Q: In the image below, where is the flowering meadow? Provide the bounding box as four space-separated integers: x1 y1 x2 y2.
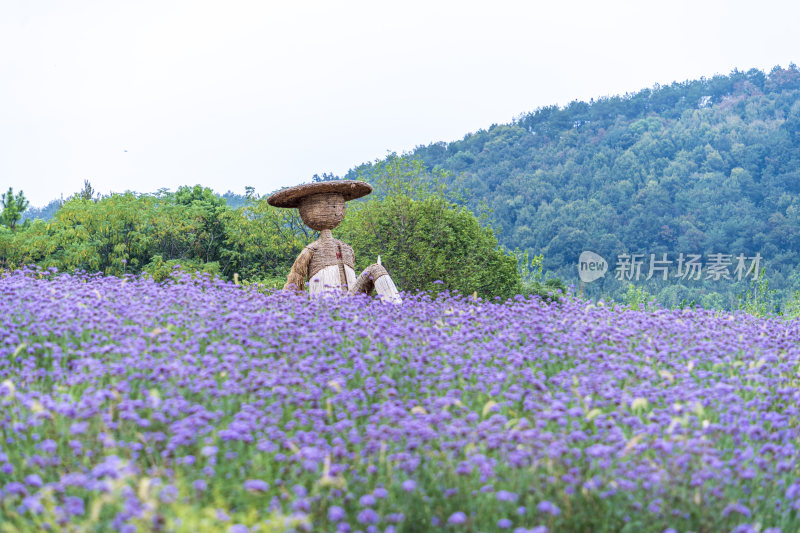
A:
1 268 799 533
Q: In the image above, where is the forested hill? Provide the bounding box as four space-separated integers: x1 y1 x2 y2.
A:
348 65 800 307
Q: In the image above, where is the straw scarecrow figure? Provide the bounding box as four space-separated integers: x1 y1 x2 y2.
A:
267 180 402 303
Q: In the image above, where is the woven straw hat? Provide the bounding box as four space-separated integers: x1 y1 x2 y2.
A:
267 180 373 208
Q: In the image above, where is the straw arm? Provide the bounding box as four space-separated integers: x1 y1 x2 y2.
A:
350 264 389 295
284 246 314 292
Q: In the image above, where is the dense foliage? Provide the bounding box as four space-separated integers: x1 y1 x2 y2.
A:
1 270 799 532
1 188 29 230
349 65 800 309
338 158 521 300
0 186 306 286
1 179 525 299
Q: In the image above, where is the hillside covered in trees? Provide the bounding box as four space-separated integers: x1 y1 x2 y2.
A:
349 65 800 309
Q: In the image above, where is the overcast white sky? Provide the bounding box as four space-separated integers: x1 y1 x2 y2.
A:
2 0 799 206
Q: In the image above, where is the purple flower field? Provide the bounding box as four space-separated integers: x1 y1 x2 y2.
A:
1 268 799 532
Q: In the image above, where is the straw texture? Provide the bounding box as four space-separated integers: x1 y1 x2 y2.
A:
267 180 372 209
308 239 355 285
351 264 388 295
298 193 347 231
283 247 313 292
283 239 356 292
274 179 401 304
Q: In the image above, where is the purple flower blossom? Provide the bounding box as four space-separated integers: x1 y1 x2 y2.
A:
64 496 84 516
24 474 43 488
497 490 518 502
201 446 218 457
328 505 346 522
359 494 376 507
70 422 88 435
448 511 467 525
385 513 405 524
537 501 561 516
722 502 751 518
91 455 127 479
21 495 44 514
243 479 270 492
357 508 379 524
159 484 179 503
38 439 57 454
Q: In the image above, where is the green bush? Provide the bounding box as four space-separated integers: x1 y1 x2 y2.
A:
142 255 221 282
337 157 521 300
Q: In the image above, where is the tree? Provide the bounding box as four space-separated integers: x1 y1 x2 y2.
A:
218 196 309 282
173 185 229 263
337 157 521 299
79 180 96 201
311 172 340 182
1 188 29 229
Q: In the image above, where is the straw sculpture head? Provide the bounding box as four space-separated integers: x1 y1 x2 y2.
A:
267 180 373 231
298 192 346 231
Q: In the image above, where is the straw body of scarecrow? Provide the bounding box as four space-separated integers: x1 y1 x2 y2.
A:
267 180 402 303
